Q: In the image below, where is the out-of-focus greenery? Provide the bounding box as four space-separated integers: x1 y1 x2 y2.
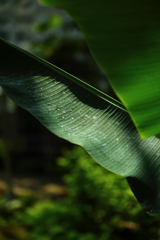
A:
0 146 160 240
33 14 63 32
31 14 63 59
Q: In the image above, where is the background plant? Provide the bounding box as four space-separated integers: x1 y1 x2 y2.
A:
1 147 160 240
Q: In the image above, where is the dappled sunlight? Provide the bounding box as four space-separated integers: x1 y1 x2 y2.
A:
0 177 67 199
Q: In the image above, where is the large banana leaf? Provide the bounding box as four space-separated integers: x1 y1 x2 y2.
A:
40 0 160 139
0 38 160 214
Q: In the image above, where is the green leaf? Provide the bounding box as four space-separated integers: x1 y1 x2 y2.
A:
40 0 160 139
0 38 160 214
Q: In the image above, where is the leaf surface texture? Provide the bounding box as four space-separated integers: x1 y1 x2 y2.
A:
0 38 160 214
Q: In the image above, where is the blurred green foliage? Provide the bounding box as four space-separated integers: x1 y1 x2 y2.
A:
0 146 160 240
31 14 63 59
33 14 63 32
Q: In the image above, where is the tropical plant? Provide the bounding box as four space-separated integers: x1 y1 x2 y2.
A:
0 0 160 214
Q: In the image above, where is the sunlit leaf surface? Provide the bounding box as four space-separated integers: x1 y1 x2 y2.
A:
40 0 160 138
0 38 160 214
